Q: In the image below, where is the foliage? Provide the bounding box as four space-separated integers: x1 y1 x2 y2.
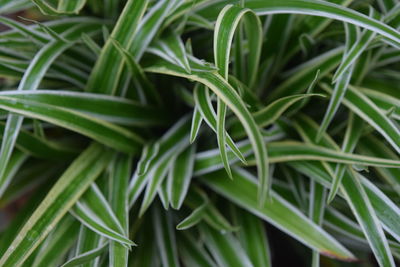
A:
0 0 399 266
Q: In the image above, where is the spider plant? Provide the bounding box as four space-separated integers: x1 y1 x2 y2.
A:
0 0 399 266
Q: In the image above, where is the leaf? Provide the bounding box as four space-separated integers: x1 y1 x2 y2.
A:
71 184 133 246
193 85 246 164
309 180 327 267
294 115 396 267
184 188 237 232
178 232 216 267
109 154 131 267
0 90 170 126
316 21 358 141
231 93 324 138
321 83 400 153
200 223 254 267
0 15 47 43
0 95 144 152
146 56 269 204
129 0 179 61
196 139 400 173
129 116 190 206
31 215 80 267
57 0 87 14
216 97 232 178
268 47 343 100
149 30 191 74
31 0 86 15
139 152 177 216
0 150 27 198
74 226 103 267
342 170 396 267
0 143 111 266
153 204 180 267
327 113 364 203
234 208 272 267
86 0 148 95
111 39 161 105
168 144 196 209
136 142 160 176
61 243 108 267
361 177 400 242
358 135 400 196
189 107 202 143
0 121 76 159
0 22 101 202
214 4 262 87
245 0 400 46
332 25 375 83
130 215 157 267
81 33 101 55
176 203 207 230
0 0 32 14
213 4 262 179
201 168 355 261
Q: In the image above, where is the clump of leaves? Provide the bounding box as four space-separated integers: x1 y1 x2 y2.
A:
0 0 399 266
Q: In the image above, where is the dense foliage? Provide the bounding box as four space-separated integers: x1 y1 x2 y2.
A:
0 0 399 266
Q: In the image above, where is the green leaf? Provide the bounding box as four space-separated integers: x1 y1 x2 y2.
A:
136 142 160 176
201 168 355 261
268 47 343 100
0 95 144 152
200 223 254 267
0 143 111 266
31 215 80 267
196 139 400 173
0 0 32 14
321 83 400 153
234 208 271 267
294 115 396 267
0 121 76 159
358 135 400 196
74 226 103 267
309 180 327 267
327 113 364 203
111 39 161 105
194 85 246 164
81 33 101 55
146 56 269 204
0 150 27 197
342 170 396 267
184 188 237 232
129 117 190 206
0 22 101 201
32 0 86 15
178 232 216 267
168 144 196 209
109 154 131 267
189 107 202 143
139 152 177 216
176 202 207 230
153 204 180 267
71 183 133 246
149 30 191 74
213 4 262 179
0 90 170 126
214 4 262 87
86 0 148 95
245 0 400 46
316 21 358 141
57 0 87 14
61 243 108 267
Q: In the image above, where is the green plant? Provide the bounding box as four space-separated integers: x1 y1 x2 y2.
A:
0 0 399 266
